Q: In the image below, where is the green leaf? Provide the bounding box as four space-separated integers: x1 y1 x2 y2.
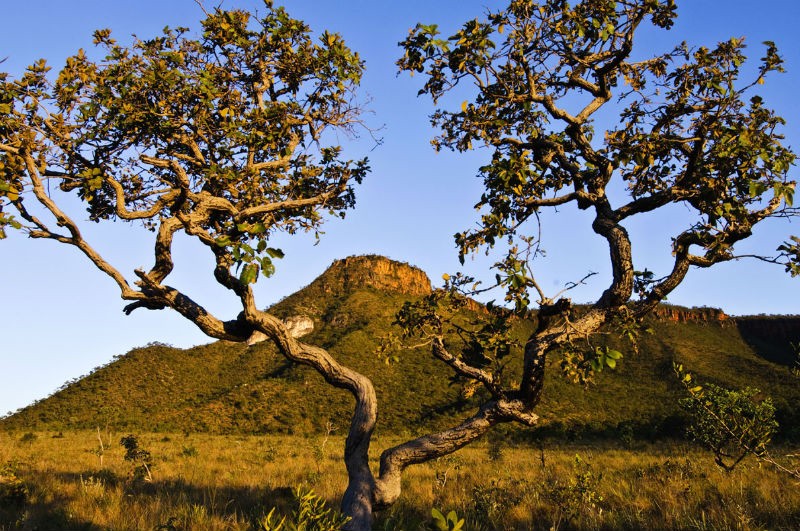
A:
606 349 623 360
240 263 259 284
266 247 284 259
261 256 276 277
749 180 767 198
606 357 617 369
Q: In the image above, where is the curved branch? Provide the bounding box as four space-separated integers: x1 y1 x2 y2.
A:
126 268 250 340
592 203 635 307
21 152 140 300
148 217 182 284
614 188 679 220
522 191 592 209
106 175 182 221
374 398 537 508
237 178 349 220
0 142 19 154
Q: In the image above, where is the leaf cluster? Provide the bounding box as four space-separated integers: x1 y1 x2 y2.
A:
391 273 523 397
560 344 623 386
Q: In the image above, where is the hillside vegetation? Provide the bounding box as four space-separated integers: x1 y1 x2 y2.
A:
3 256 799 440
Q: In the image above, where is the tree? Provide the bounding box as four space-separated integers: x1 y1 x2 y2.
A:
1 2 799 531
0 2 374 527
391 0 798 521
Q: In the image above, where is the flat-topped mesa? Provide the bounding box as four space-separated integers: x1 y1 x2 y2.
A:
315 255 432 297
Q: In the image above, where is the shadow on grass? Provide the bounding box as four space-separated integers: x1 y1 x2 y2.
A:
1 484 101 531
47 470 302 531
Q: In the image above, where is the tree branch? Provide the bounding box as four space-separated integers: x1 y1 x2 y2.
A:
374 397 537 508
431 337 501 396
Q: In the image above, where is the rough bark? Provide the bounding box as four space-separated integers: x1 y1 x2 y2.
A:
241 299 379 530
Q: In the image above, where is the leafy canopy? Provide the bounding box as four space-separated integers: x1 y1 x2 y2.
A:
0 1 368 293
400 0 795 271
396 0 798 395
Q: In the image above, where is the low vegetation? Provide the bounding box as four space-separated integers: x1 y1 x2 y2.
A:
0 431 798 530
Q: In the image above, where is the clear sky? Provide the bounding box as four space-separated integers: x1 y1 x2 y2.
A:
1 1 798 416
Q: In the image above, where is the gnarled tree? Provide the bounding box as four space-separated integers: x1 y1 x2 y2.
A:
2 1 799 530
0 2 375 527
391 0 798 525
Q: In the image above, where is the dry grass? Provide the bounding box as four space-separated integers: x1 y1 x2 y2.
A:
0 431 798 530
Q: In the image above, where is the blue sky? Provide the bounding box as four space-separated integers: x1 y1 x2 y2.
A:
1 1 798 416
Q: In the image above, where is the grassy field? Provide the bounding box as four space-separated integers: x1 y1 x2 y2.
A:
1 431 798 530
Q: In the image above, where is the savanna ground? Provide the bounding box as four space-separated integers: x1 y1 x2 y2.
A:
0 430 798 531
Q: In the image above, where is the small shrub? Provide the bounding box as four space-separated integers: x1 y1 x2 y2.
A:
616 422 635 448
430 508 464 531
120 434 154 482
676 365 777 471
257 486 350 531
431 455 463 505
154 516 181 531
262 444 279 463
470 478 524 531
543 455 603 531
79 474 106 499
18 432 37 446
635 458 699 484
486 436 504 463
0 462 27 507
180 445 198 458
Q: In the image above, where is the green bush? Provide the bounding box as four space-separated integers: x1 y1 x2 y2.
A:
676 364 778 471
120 434 154 482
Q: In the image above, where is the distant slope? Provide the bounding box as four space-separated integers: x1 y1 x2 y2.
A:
3 255 798 440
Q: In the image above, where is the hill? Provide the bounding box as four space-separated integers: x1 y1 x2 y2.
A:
2 255 799 440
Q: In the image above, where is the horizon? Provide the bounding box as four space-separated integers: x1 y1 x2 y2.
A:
1 0 799 415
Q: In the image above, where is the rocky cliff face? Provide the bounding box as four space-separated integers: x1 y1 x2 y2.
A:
313 255 432 297
650 305 731 325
